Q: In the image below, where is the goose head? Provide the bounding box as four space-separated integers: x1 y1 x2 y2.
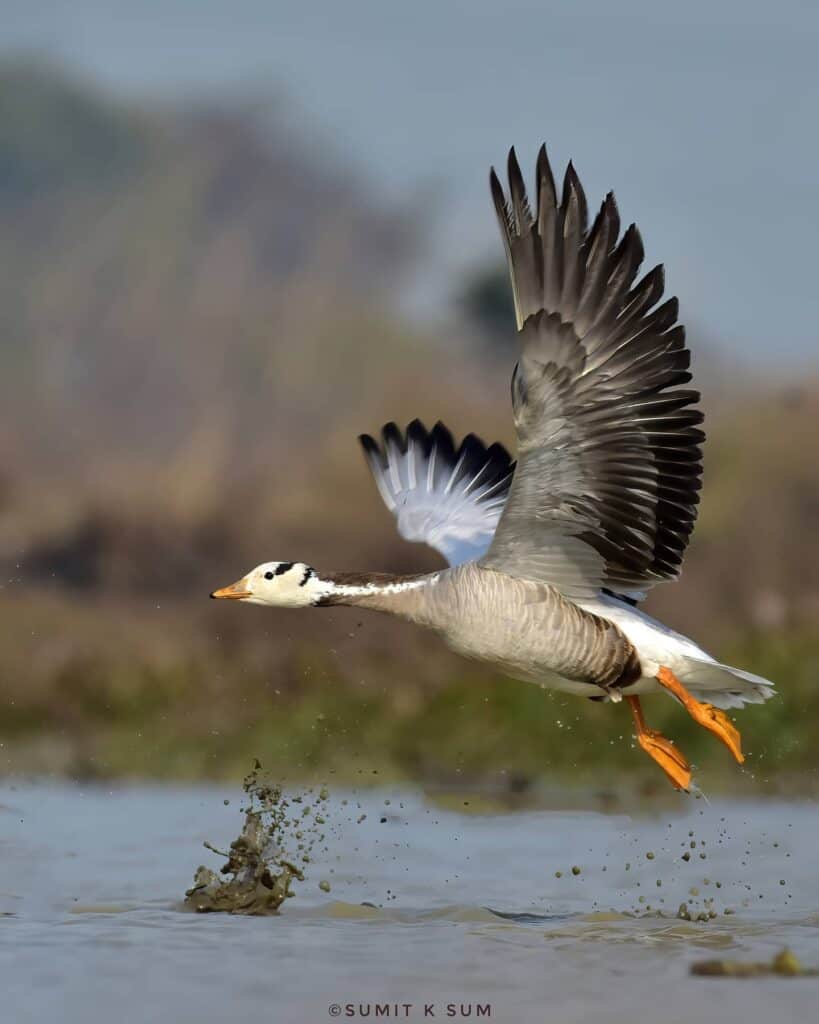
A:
210 561 320 608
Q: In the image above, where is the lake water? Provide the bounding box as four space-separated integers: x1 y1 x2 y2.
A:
1 780 818 1023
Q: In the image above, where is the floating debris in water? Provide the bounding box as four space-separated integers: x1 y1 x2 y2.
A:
184 760 329 915
690 948 818 978
677 901 716 923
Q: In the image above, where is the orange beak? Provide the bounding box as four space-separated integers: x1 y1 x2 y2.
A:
210 577 252 600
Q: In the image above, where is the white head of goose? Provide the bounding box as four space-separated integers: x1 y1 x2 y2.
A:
212 145 775 792
212 561 323 608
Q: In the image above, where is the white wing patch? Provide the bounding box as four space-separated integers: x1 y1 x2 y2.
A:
359 420 515 567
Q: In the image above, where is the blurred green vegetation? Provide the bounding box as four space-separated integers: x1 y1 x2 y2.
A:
2 591 818 794
1 62 818 791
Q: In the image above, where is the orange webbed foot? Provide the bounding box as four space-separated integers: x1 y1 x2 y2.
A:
627 695 692 791
656 666 744 765
636 728 692 791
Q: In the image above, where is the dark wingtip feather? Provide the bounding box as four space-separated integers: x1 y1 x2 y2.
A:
486 439 514 465
406 417 429 438
662 295 680 325
562 161 588 232
489 166 504 202
452 433 516 494
507 147 532 230
430 420 456 459
406 419 433 457
604 191 620 239
358 432 388 473
489 166 513 236
535 143 557 218
358 432 378 453
381 421 406 454
629 224 645 267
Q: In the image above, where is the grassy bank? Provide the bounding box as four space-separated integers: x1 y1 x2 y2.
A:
3 591 818 795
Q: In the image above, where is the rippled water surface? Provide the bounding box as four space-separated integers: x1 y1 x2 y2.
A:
2 781 818 1023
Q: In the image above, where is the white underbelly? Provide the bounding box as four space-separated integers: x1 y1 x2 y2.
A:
507 662 663 699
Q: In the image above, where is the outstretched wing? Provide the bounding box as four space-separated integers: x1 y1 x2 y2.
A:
480 146 704 600
359 420 514 566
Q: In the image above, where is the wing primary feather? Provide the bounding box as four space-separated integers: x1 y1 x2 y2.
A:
360 420 515 567
507 147 533 232
483 144 703 597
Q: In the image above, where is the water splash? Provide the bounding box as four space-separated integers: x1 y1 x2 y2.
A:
184 760 329 915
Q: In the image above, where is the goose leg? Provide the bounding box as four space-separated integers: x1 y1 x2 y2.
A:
656 666 744 765
626 695 692 791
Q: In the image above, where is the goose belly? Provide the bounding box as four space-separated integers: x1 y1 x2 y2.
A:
428 568 630 697
442 625 612 697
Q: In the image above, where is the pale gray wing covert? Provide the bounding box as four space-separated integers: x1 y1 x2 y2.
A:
480 146 704 600
359 420 514 567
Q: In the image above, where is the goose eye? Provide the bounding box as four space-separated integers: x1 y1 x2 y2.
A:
264 571 274 580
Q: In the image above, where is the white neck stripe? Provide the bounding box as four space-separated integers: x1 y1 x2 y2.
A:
315 575 439 599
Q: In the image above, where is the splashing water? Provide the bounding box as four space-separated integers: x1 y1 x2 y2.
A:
183 760 330 914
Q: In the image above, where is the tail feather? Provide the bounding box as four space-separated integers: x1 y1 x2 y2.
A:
680 659 776 710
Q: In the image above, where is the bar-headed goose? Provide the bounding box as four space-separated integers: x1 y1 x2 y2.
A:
212 145 774 790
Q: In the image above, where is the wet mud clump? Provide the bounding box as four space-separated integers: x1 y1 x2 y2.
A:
691 948 819 978
184 760 328 915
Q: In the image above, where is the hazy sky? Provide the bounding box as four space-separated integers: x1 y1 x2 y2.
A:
4 0 819 365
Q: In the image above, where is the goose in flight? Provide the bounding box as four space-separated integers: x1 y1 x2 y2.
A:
212 145 774 790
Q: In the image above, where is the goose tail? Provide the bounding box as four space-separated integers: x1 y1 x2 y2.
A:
678 658 776 710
